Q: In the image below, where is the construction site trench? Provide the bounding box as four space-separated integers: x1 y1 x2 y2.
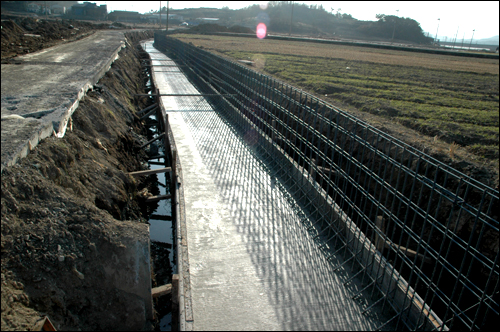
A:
1 29 178 331
2 20 499 331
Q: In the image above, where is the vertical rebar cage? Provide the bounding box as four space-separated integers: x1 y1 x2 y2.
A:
154 33 499 331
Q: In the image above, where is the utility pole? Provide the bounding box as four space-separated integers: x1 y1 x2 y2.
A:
391 9 399 42
468 29 475 51
166 1 169 32
289 2 294 36
434 18 440 45
159 1 162 29
452 26 459 49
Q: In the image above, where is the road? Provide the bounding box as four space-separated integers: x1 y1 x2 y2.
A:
1 30 125 171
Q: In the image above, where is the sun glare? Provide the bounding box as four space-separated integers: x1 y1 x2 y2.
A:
256 23 267 39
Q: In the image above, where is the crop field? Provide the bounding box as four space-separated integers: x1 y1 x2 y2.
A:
170 34 499 182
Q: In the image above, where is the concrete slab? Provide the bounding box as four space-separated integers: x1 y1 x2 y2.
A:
1 117 53 169
1 30 125 172
145 40 389 331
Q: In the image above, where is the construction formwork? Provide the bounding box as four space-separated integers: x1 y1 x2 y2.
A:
154 33 499 331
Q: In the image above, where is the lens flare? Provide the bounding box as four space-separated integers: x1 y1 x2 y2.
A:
256 23 267 39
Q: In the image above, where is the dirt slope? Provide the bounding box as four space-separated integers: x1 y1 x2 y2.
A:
1 29 157 330
1 17 128 61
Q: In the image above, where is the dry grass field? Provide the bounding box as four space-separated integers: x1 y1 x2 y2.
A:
171 34 499 187
173 34 499 74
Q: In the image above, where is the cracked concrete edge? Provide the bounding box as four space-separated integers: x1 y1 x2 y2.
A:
56 39 125 138
54 81 91 137
1 120 54 174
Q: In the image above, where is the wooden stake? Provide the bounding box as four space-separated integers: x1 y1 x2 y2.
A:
152 284 172 298
145 194 172 203
148 161 166 166
375 216 386 253
150 214 173 221
172 274 179 330
147 154 166 160
128 167 171 177
140 132 165 149
171 149 177 214
137 103 158 115
140 106 159 120
164 113 169 148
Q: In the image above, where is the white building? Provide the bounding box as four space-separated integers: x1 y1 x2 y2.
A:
26 2 40 12
51 4 66 15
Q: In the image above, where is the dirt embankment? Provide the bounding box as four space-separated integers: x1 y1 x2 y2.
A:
1 30 158 330
1 17 128 61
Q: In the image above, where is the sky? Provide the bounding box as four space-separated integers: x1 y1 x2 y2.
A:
90 1 499 40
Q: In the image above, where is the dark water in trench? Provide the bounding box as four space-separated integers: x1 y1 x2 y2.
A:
146 109 176 331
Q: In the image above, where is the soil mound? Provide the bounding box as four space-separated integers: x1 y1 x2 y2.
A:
187 23 253 34
1 30 158 330
228 25 254 34
1 18 120 60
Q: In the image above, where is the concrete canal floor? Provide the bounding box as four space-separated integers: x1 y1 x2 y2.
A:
144 40 390 331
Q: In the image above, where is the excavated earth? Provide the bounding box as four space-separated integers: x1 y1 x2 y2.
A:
1 17 130 61
1 27 163 330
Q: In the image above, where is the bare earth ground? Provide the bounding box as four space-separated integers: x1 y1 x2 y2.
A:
0 17 126 61
1 23 159 330
172 34 499 189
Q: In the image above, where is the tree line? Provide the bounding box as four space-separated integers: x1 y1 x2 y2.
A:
172 1 433 45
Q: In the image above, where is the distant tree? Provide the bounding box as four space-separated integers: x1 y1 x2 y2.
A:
174 4 432 44
358 14 433 44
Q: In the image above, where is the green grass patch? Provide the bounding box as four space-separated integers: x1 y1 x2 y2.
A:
219 50 498 160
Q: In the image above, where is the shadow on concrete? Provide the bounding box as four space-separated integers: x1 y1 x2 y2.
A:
180 109 393 330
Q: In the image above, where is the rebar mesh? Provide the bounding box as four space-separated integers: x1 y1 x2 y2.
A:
153 33 499 331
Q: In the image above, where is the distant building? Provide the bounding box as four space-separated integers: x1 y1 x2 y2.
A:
25 2 52 14
40 6 51 15
26 2 41 13
195 18 220 23
51 4 66 15
108 10 141 23
142 13 183 24
168 14 183 21
70 2 107 20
